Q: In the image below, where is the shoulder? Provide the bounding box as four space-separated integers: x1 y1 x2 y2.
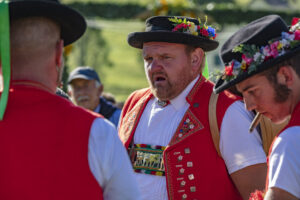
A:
268 126 300 198
122 88 151 111
272 126 300 155
128 88 151 101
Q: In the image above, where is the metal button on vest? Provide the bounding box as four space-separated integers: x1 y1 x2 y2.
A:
179 168 185 174
187 161 193 167
188 174 195 180
184 148 191 154
182 194 187 199
180 180 186 186
190 186 196 192
178 155 183 161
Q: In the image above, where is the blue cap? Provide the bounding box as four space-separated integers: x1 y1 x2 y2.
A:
68 66 101 84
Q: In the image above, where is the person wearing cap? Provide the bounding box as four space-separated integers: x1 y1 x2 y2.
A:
214 15 300 200
68 66 121 127
0 0 141 199
118 16 267 200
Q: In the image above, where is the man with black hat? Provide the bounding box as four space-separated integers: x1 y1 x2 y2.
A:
0 0 140 199
214 15 300 200
118 16 267 200
68 66 121 127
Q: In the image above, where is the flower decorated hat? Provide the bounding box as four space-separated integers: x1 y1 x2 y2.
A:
214 15 300 93
127 16 218 51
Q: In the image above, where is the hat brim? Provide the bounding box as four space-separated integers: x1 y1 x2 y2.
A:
214 45 300 93
128 31 219 52
9 1 86 46
68 74 95 84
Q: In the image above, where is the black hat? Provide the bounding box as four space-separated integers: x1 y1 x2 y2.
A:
214 15 300 93
68 66 101 84
9 0 86 46
127 16 219 51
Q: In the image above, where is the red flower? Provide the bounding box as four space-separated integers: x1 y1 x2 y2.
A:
291 17 299 26
200 28 209 36
295 30 300 40
249 190 265 200
225 63 234 76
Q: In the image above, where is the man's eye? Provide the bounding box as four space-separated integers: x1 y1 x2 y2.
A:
144 57 153 62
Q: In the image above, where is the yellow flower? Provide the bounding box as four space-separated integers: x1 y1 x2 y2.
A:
241 62 247 70
277 42 283 50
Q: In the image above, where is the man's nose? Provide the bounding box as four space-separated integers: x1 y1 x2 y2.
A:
244 97 257 111
149 59 163 72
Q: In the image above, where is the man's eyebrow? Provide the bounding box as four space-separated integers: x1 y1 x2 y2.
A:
240 84 255 93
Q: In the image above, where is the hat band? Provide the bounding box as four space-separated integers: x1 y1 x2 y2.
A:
145 25 169 32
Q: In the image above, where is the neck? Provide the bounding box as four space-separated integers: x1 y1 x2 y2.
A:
11 80 54 93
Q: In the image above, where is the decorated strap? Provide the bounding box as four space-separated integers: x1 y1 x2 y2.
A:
0 0 11 120
130 144 166 176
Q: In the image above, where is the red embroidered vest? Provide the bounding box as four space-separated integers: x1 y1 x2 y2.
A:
0 85 103 200
119 77 242 200
266 102 300 189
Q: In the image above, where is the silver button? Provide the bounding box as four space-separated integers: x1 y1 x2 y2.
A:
187 161 193 167
184 148 191 154
180 180 186 186
190 186 196 192
182 194 187 199
178 155 183 161
179 168 185 174
188 174 195 180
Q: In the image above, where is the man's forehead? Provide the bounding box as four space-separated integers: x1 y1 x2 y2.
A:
236 74 265 92
142 42 186 53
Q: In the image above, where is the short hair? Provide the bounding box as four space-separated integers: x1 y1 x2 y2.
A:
185 45 205 73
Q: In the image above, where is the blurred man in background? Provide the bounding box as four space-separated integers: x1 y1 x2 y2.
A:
68 66 121 127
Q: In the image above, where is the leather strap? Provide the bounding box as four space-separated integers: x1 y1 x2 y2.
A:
260 115 289 154
208 92 221 157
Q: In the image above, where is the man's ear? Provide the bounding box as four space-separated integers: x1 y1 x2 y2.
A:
277 66 294 87
190 48 204 72
97 84 104 96
55 40 64 68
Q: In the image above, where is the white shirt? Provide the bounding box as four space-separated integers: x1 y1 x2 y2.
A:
268 126 300 198
88 118 142 200
133 76 266 200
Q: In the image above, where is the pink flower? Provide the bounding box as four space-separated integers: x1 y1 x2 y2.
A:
242 54 253 65
270 41 279 58
294 30 300 40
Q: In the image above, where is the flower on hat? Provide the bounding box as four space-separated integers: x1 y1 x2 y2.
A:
169 16 217 40
221 17 300 81
249 190 265 200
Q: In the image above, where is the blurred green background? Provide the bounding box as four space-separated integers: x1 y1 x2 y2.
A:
60 0 300 103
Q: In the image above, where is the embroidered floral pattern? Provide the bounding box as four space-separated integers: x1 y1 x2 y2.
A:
168 16 217 40
222 17 300 81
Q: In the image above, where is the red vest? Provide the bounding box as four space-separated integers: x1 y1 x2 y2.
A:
0 84 103 200
266 102 300 189
119 76 242 200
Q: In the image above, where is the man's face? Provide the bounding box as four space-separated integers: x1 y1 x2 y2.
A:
69 78 102 111
236 74 291 124
142 42 198 101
